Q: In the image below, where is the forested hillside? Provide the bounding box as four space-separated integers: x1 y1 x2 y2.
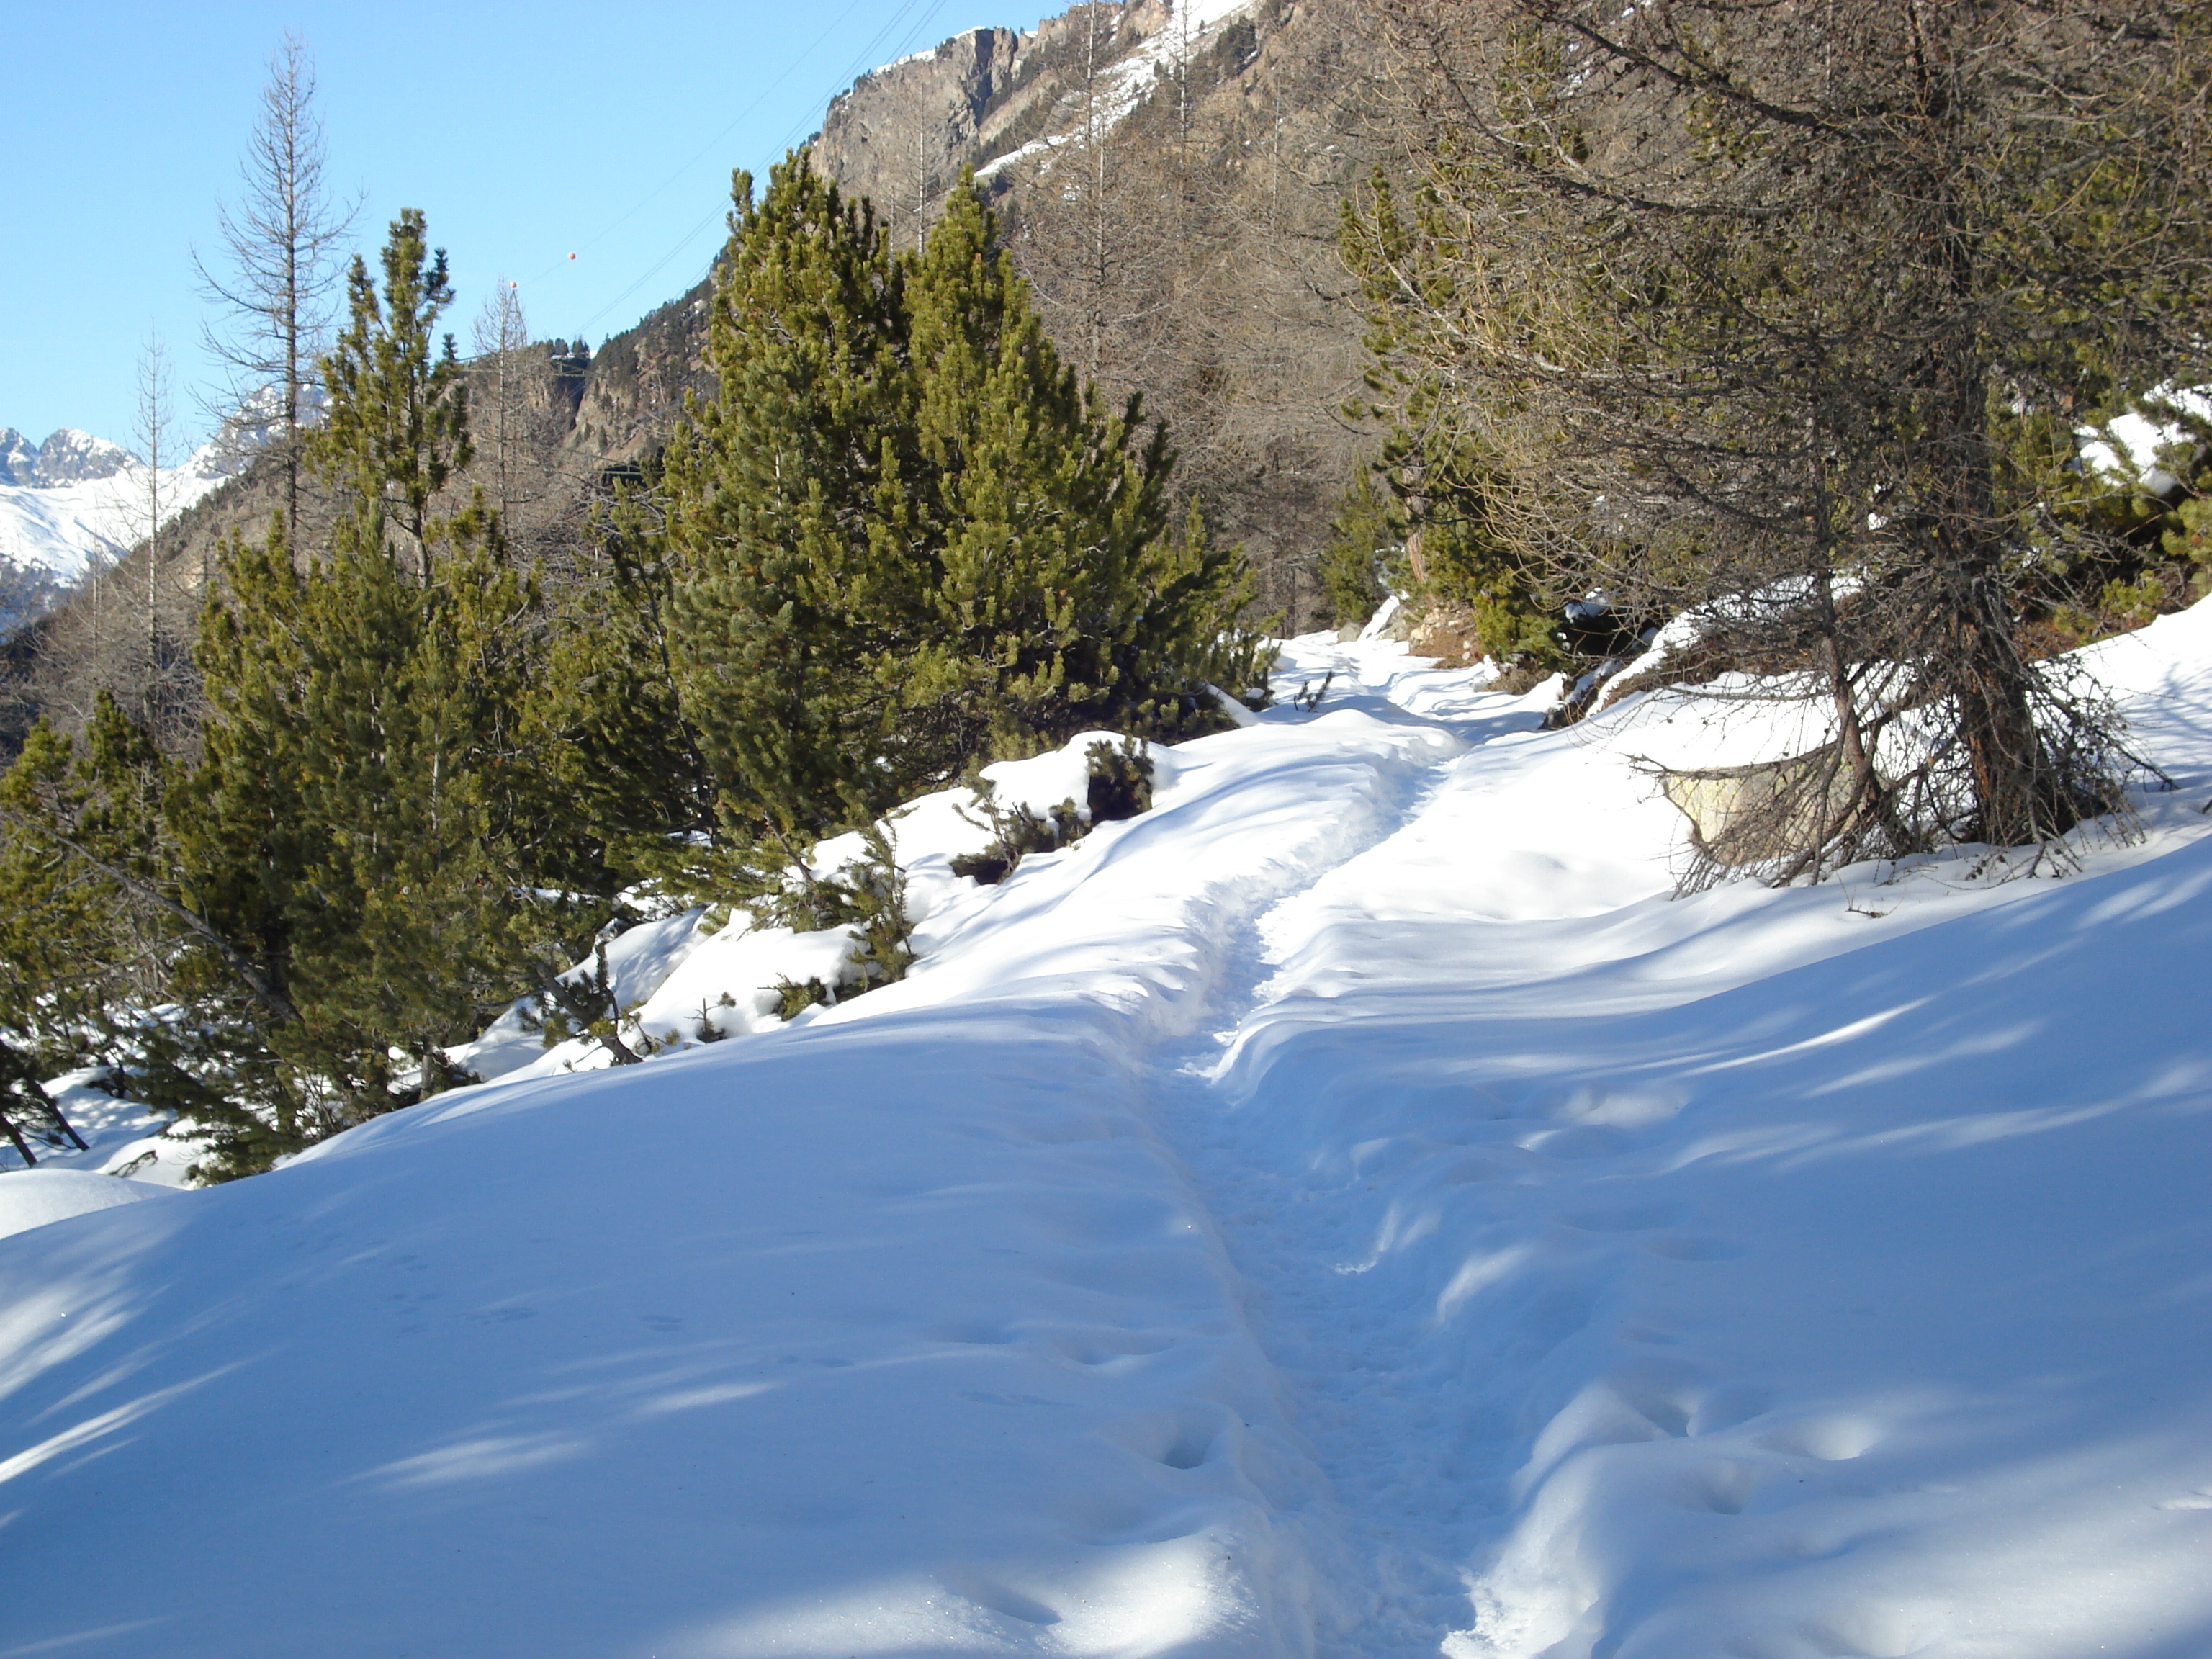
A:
6 0 1371 763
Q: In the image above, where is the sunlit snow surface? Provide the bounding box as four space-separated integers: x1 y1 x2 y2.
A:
0 437 236 580
3 608 2211 1657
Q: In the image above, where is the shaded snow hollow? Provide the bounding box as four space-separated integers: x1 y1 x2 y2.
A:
2 606 2211 1657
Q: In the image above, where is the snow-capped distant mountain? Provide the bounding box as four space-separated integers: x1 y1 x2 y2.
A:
0 428 40 485
0 426 135 487
0 426 243 581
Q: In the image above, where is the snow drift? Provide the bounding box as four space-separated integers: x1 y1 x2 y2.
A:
0 601 2208 1658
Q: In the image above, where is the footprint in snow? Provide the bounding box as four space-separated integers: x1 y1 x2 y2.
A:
940 1568 1062 1627
1757 1413 1881 1461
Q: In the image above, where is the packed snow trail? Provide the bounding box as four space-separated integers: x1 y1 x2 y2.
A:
3 612 2212 1657
1146 619 2212 1659
1145 861 1484 1658
0 692 1478 1658
1130 646 1557 1655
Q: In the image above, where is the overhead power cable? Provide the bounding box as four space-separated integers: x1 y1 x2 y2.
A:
515 0 872 301
570 0 968 340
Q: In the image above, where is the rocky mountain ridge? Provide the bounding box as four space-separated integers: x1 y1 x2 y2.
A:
817 0 1268 231
0 427 134 488
814 26 1024 248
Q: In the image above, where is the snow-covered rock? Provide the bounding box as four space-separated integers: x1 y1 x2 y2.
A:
30 426 132 484
0 427 138 487
0 428 40 485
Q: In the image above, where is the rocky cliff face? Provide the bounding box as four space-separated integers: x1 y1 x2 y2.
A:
565 280 714 466
811 4 1268 228
0 428 134 487
817 28 1022 248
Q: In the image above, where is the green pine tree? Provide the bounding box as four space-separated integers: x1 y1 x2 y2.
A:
171 211 602 1173
163 515 318 1170
658 156 1269 880
661 159 923 852
0 693 248 1167
533 467 723 894
0 694 174 1060
904 174 1267 755
1316 470 1401 629
312 209 472 571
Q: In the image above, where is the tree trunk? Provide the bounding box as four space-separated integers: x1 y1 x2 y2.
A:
1910 0 2052 848
37 1088 88 1152
0 1105 37 1166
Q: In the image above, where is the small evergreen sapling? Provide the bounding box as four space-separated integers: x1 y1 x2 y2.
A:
1083 737 1155 822
770 976 835 1021
749 822 917 1017
951 739 1156 885
693 994 737 1043
842 824 915 991
524 942 662 1066
950 797 1082 887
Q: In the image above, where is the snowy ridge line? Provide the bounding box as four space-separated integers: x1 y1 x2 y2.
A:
0 437 239 580
424 711 1465 1094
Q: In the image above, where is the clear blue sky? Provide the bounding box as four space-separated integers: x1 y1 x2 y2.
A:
1 1 1048 450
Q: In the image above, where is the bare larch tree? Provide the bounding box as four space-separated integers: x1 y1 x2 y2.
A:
1350 0 2212 879
194 30 359 533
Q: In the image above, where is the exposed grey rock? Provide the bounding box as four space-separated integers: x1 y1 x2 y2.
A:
32 428 131 484
816 27 1022 248
0 428 39 486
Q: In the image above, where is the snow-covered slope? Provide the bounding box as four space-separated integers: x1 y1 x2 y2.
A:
2 606 2211 1657
0 1166 176 1241
0 426 237 580
977 0 1256 182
